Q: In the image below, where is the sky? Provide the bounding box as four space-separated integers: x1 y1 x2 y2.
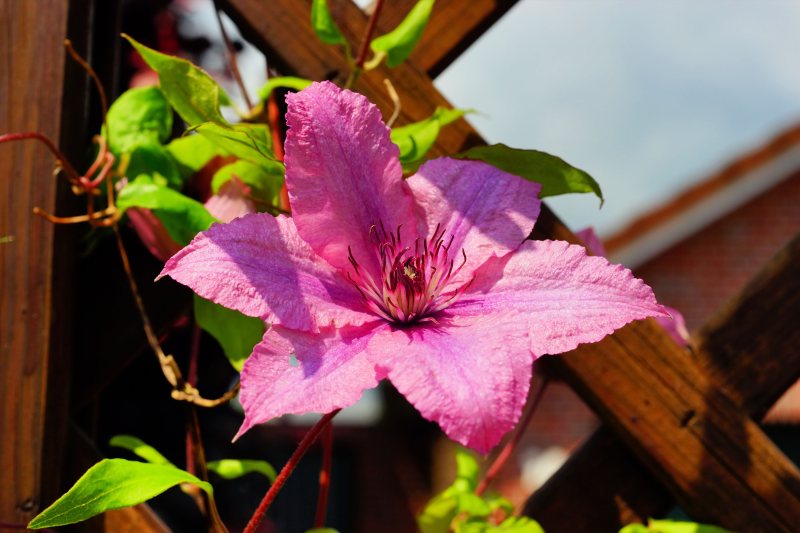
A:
435 0 800 236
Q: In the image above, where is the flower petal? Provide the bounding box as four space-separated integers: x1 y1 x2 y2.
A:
369 312 533 454
658 306 691 347
451 240 669 355
236 321 387 439
284 81 418 276
204 177 256 223
407 158 541 287
159 213 374 331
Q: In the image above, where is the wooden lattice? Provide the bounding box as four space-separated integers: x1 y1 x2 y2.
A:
2 1 799 531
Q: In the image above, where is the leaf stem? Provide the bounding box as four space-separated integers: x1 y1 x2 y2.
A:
346 0 386 88
355 0 385 69
244 410 341 533
476 378 549 496
212 2 254 110
314 423 334 528
0 132 81 184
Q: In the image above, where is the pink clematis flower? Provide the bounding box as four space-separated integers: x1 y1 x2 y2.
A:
160 82 668 453
575 227 690 347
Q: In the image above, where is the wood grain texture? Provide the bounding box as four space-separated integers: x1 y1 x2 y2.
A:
525 233 800 531
0 0 73 526
208 2 800 530
377 0 519 76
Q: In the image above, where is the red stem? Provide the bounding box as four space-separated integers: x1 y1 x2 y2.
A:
243 410 341 533
314 423 334 528
476 378 549 496
354 0 386 69
0 132 80 183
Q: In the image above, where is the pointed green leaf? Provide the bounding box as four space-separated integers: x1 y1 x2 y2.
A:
207 459 276 482
257 76 313 104
28 459 212 529
454 143 603 203
167 134 227 180
311 0 347 46
391 107 468 165
211 160 284 206
193 122 283 175
117 175 217 245
109 435 173 466
370 0 435 67
105 86 172 155
123 34 231 127
126 143 182 190
194 294 265 371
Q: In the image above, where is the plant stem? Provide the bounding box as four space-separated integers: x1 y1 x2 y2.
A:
244 410 341 533
476 378 549 496
0 132 80 183
212 2 254 110
314 423 334 528
355 0 385 69
346 0 386 88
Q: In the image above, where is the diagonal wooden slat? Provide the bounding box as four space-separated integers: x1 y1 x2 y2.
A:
525 232 800 531
216 1 800 530
377 0 520 76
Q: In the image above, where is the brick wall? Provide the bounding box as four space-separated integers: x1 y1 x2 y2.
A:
635 170 800 331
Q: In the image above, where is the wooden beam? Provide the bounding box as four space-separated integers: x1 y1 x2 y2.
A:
525 232 800 531
214 2 800 530
376 0 520 77
0 0 74 526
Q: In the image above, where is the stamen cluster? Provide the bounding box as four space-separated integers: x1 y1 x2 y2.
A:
348 222 468 323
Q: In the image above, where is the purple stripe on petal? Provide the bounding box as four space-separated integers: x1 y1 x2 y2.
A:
159 213 375 332
369 312 533 454
452 240 669 356
407 158 541 289
284 81 419 278
236 321 388 439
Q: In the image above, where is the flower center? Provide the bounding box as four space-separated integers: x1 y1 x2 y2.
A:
348 222 469 323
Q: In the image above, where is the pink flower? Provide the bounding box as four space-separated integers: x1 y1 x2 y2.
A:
160 82 667 453
575 227 690 347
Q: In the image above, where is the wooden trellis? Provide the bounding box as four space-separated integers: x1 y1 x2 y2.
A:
2 0 799 531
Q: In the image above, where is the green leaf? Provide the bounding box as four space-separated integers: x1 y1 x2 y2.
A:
646 519 733 533
105 86 172 155
453 447 481 492
123 34 231 127
370 0 435 67
194 295 265 371
193 122 283 174
211 160 284 206
454 143 604 204
310 0 347 46
126 143 182 190
117 175 216 245
109 435 173 466
257 76 313 104
306 529 341 533
619 526 652 533
166 134 227 180
207 459 277 482
418 493 459 533
491 516 546 533
28 459 212 529
391 107 468 166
